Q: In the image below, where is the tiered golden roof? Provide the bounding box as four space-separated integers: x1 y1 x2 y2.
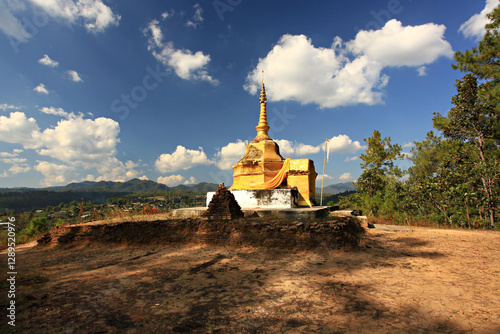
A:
230 76 317 206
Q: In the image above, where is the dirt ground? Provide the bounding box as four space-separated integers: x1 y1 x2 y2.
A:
1 225 499 333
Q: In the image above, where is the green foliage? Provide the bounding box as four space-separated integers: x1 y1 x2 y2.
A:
433 73 499 228
356 130 403 198
23 217 48 236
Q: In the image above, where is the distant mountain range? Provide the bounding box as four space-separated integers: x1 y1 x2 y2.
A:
316 182 356 194
0 179 355 211
0 178 220 194
2 179 355 194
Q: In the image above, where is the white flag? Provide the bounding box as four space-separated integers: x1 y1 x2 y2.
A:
326 140 329 163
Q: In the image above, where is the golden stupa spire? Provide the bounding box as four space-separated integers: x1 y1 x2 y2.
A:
255 71 271 141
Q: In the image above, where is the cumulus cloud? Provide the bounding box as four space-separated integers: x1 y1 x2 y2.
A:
155 145 212 173
33 83 49 94
0 148 29 177
0 150 22 158
403 142 415 148
0 164 31 178
94 158 140 182
339 172 354 181
38 54 59 67
0 111 143 183
348 20 453 67
0 112 40 147
459 0 498 40
34 161 75 186
316 174 333 181
143 19 218 85
39 106 69 117
326 135 364 154
275 139 320 157
245 20 453 108
67 70 83 82
186 3 204 28
214 139 247 170
29 0 121 33
36 115 120 166
157 174 196 186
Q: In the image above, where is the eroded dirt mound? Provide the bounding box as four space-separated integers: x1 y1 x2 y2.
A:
37 216 365 250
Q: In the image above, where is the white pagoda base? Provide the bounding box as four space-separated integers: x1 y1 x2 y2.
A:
206 189 298 209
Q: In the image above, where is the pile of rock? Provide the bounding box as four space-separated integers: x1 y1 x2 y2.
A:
205 183 244 220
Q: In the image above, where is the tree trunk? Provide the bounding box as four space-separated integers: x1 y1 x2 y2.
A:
477 135 496 229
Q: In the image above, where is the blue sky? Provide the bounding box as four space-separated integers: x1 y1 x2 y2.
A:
0 0 497 188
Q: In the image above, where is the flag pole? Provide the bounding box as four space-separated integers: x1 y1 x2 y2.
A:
320 138 329 206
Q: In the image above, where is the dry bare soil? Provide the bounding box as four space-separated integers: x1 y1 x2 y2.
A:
1 225 500 333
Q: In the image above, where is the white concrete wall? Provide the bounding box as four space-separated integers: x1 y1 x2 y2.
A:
206 189 297 209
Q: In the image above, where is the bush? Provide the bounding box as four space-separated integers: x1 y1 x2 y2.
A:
23 217 48 236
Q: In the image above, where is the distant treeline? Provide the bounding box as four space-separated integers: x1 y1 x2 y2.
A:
317 190 356 206
0 191 129 211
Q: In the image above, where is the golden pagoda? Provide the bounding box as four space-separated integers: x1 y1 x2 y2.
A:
230 77 318 207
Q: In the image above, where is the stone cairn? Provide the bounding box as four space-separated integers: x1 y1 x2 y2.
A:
205 183 244 220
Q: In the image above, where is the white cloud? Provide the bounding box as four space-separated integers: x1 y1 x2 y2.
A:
144 19 218 85
157 174 195 186
0 1 30 41
214 139 247 170
0 151 19 158
348 20 454 67
36 115 120 166
184 176 196 185
40 106 69 117
245 21 453 108
339 172 354 181
34 161 75 186
0 103 22 111
155 145 212 173
29 0 121 33
275 139 320 157
1 157 27 164
316 174 333 181
186 3 204 28
161 10 174 20
34 83 49 94
245 34 384 108
344 156 359 162
67 70 83 82
326 135 364 154
459 0 498 40
417 66 427 76
7 164 30 175
403 142 415 148
0 163 31 178
94 158 140 182
0 111 143 184
0 112 40 147
38 54 59 67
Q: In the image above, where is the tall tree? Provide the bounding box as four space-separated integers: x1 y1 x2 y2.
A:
433 75 498 228
357 130 403 197
407 132 477 226
454 3 500 123
352 130 404 217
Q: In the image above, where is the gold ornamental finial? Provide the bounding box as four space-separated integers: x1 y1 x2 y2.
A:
255 72 270 141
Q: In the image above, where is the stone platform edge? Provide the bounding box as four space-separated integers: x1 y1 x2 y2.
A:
172 206 331 219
